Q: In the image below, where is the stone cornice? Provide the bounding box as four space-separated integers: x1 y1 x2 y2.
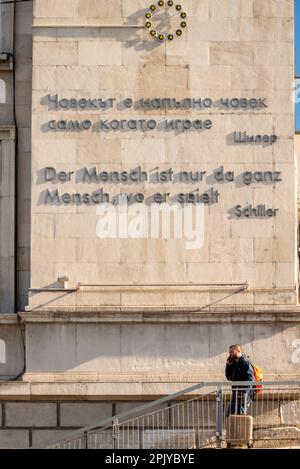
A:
1 374 300 400
0 125 15 140
33 19 143 28
0 314 20 325
0 61 13 72
2 306 300 325
18 305 300 324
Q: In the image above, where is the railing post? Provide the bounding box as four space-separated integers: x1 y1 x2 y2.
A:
216 386 223 449
138 428 144 449
83 431 88 449
112 418 119 449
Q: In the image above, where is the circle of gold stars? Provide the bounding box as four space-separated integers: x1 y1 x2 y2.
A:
145 2 187 41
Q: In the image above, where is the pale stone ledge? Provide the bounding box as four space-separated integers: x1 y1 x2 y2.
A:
1 375 300 400
0 126 15 140
0 314 19 325
22 371 300 384
0 62 13 72
33 21 143 28
19 306 300 325
26 284 299 310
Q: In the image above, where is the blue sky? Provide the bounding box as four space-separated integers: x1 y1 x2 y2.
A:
296 0 300 130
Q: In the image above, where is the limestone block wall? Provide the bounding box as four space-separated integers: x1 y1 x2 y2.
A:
0 397 297 448
30 0 298 309
296 134 300 211
0 317 24 379
0 399 196 448
22 318 300 381
0 2 14 127
0 132 15 312
0 400 114 448
0 3 15 313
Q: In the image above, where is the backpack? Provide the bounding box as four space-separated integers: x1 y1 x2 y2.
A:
252 363 263 394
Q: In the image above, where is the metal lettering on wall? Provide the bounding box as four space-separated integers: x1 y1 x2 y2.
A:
41 94 275 141
37 165 281 218
37 93 281 218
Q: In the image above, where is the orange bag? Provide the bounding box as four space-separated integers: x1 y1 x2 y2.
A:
252 363 263 394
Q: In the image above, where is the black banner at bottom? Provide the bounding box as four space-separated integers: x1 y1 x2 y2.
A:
0 449 299 466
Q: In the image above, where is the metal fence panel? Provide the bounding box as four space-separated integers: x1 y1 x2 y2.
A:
41 381 300 449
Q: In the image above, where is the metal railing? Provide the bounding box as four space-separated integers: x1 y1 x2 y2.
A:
34 381 300 449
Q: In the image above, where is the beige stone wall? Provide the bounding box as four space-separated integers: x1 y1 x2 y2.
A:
2 2 300 442
0 400 113 448
0 396 297 448
22 317 300 381
0 132 15 312
29 0 297 310
0 316 24 379
0 3 15 313
296 134 300 209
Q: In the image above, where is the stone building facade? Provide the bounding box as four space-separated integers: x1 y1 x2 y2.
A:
0 0 300 448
